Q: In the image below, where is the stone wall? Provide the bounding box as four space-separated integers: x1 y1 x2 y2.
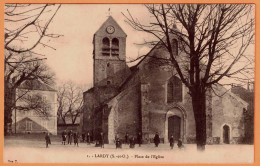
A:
107 73 141 143
94 59 130 87
212 85 247 144
137 49 198 143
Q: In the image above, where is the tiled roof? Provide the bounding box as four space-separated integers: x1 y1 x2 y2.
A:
18 79 56 92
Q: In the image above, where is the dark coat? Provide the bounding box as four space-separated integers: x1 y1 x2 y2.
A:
74 133 79 143
169 137 174 147
125 134 129 143
137 134 142 144
154 134 160 144
82 133 85 141
129 138 135 148
62 131 67 141
178 139 183 148
86 134 91 143
99 134 104 144
115 137 121 148
45 135 51 144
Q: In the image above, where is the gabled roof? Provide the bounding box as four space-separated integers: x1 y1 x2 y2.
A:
18 79 56 92
94 16 127 37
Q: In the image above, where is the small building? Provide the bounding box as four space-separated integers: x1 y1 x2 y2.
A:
231 84 254 144
12 79 58 135
57 115 81 135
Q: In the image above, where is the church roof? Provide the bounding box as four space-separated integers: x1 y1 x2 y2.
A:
18 79 56 92
94 16 127 37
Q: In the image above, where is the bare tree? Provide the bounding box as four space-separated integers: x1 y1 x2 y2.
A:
4 4 61 134
4 4 61 54
4 51 55 134
123 4 254 150
57 82 83 125
16 89 52 117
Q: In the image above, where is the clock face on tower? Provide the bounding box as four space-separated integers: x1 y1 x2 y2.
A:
106 26 115 34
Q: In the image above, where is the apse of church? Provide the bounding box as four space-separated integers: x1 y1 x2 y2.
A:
80 16 248 145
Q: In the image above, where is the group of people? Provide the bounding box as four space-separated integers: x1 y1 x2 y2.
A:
154 132 184 149
115 132 143 149
61 130 81 146
80 132 92 144
44 130 184 149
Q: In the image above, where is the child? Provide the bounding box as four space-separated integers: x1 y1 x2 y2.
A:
177 139 184 149
115 134 122 149
61 130 67 145
169 135 174 149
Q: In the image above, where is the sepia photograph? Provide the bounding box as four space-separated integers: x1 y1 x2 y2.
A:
3 3 255 163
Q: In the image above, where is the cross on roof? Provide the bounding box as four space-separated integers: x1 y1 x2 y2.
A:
106 8 112 16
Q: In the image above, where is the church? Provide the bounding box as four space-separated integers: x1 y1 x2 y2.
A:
80 16 249 145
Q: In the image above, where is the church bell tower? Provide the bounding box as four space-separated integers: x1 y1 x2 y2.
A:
93 16 128 87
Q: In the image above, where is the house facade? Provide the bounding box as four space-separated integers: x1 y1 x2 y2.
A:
12 80 58 135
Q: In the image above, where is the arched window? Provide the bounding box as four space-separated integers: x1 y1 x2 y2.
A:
167 76 182 103
172 39 178 56
102 37 110 47
111 38 119 56
102 37 110 56
112 38 119 48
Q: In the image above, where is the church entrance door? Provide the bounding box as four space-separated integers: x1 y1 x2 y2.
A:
223 125 230 144
168 115 181 140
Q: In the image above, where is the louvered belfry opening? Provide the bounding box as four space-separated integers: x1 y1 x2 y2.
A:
111 38 119 56
102 37 110 56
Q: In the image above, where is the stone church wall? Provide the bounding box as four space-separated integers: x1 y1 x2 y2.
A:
107 73 141 143
138 50 197 143
211 85 247 144
94 59 130 87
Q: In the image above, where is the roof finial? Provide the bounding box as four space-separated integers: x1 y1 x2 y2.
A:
107 8 112 17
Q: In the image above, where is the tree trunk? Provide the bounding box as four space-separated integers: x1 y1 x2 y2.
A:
4 84 16 135
191 88 207 151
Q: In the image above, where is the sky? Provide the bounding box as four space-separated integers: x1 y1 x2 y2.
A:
43 4 152 89
6 4 254 90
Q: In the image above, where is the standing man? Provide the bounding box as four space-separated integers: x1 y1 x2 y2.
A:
68 130 73 145
82 132 85 143
100 132 104 148
154 132 160 147
74 131 79 147
86 132 91 145
67 130 71 144
137 132 142 147
129 136 135 148
61 130 67 145
45 132 51 148
125 132 129 144
169 135 174 149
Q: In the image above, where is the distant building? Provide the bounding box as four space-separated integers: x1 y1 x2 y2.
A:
231 83 254 144
12 80 57 135
57 115 80 125
80 16 250 144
